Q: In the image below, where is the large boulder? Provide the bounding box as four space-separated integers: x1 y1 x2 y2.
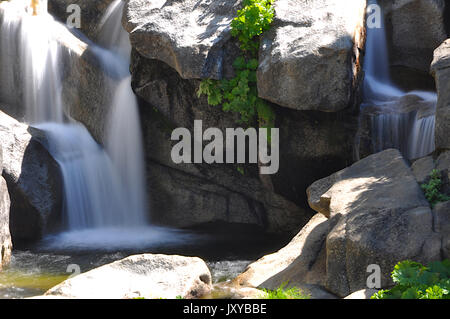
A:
431 39 450 151
233 214 331 294
380 0 447 74
307 149 443 297
123 0 243 80
123 0 366 112
0 111 62 243
257 0 366 111
0 175 12 271
45 254 212 299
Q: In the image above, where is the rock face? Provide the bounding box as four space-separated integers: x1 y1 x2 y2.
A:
0 111 62 243
123 0 366 111
257 0 366 111
411 150 450 186
48 0 115 41
307 149 442 297
234 149 448 298
432 39 450 151
45 254 212 299
0 175 12 271
123 0 243 80
113 0 363 233
233 214 329 290
380 0 447 74
132 52 358 234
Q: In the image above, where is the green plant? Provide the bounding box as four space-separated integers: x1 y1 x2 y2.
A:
421 169 450 208
237 165 245 176
197 0 275 132
231 0 275 54
371 260 450 299
260 282 310 299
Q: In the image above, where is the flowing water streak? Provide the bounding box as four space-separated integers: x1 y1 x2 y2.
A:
0 1 62 122
0 1 150 238
97 0 149 224
362 0 436 159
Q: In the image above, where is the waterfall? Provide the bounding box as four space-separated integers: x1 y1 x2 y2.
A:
0 0 184 250
95 0 149 225
362 0 436 159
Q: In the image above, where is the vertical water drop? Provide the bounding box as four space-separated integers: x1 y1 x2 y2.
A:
361 0 437 159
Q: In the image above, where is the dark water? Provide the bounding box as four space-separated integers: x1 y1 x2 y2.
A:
1 225 290 299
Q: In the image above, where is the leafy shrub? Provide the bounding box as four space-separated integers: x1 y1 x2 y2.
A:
371 260 450 299
197 0 275 132
260 282 310 299
421 169 450 208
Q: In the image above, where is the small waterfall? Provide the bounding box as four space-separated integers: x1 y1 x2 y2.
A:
0 0 173 250
97 0 149 224
36 122 146 229
362 0 436 159
97 0 132 60
0 1 62 122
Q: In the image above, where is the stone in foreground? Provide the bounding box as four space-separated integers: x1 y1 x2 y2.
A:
308 149 442 297
45 254 212 299
233 214 329 290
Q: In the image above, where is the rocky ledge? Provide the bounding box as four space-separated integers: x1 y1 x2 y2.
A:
233 149 449 298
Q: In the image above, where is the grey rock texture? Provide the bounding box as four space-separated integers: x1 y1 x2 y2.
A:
380 0 447 73
133 53 358 234
432 39 450 151
45 254 212 299
257 0 366 111
308 149 442 297
233 214 329 289
0 111 62 243
123 0 243 80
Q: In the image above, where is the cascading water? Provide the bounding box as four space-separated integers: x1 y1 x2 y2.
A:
362 0 437 160
0 0 190 250
97 0 148 225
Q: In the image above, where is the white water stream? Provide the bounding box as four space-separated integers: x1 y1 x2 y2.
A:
0 0 187 250
362 0 436 160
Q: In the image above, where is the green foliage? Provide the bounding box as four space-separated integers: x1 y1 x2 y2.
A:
421 169 450 208
261 282 310 299
231 0 275 54
197 0 275 131
371 260 450 299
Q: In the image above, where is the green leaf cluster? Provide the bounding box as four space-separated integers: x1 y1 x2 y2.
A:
231 0 275 54
197 0 275 132
371 260 450 299
261 282 310 299
421 169 450 208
